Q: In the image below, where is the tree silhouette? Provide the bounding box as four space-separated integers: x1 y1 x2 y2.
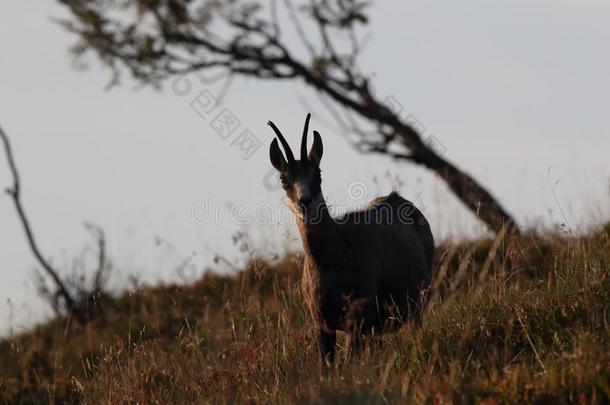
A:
1 125 110 324
56 0 519 234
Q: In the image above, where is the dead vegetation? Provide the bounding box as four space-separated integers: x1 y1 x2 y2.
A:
1 226 609 404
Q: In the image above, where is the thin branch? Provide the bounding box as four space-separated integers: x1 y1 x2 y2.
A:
362 146 415 161
0 124 77 312
270 0 281 38
215 74 236 105
297 92 348 138
83 221 107 292
317 90 351 134
284 0 316 58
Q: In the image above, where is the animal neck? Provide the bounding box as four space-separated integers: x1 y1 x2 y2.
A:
294 192 336 269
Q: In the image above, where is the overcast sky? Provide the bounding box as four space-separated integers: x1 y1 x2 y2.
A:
1 0 609 335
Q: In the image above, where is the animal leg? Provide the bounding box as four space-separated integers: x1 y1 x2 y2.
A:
345 332 363 359
319 329 336 371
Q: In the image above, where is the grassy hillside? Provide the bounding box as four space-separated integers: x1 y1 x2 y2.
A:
1 227 609 404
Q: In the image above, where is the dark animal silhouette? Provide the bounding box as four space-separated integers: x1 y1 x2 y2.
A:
267 114 434 370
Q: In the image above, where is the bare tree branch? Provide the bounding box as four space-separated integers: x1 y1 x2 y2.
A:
1 124 110 324
284 0 316 58
83 221 108 293
54 0 520 235
0 124 77 313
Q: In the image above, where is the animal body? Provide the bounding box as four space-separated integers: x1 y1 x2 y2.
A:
267 114 434 370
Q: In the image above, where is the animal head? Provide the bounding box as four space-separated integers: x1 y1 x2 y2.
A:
268 113 324 215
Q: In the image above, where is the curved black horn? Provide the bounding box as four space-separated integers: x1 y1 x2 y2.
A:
267 120 295 162
301 113 311 161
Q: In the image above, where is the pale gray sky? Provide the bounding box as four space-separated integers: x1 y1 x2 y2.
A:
1 0 609 335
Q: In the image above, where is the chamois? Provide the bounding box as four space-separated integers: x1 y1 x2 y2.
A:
267 114 435 370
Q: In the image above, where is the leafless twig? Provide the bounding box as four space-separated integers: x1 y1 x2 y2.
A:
1 124 109 324
0 124 77 313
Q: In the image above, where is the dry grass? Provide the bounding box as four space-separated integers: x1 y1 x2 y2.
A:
1 226 609 404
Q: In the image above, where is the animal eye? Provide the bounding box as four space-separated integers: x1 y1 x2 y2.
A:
280 177 289 188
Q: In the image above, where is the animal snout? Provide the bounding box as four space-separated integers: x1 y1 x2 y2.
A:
298 197 313 207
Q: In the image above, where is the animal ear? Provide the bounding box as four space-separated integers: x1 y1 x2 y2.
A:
309 130 323 167
270 138 287 171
